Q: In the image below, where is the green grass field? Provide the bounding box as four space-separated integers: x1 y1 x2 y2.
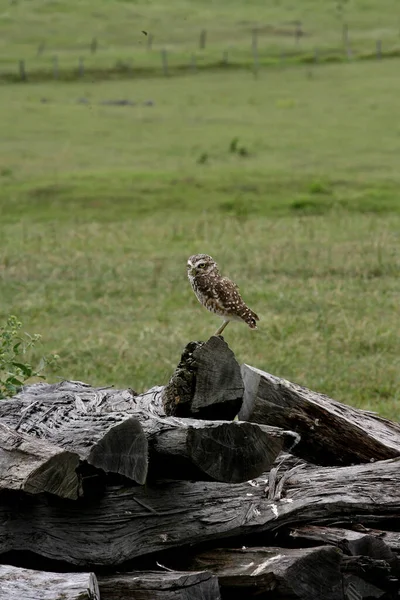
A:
2 0 400 80
1 1 400 419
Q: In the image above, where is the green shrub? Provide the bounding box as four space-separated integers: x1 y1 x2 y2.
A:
0 315 59 399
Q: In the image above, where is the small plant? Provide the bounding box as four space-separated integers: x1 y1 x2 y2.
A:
229 137 239 152
197 152 208 164
237 146 249 157
0 315 59 399
229 138 249 157
309 180 331 195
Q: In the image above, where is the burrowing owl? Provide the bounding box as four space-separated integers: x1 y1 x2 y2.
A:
187 254 259 336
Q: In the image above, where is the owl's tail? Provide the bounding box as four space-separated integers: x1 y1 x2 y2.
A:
240 306 259 329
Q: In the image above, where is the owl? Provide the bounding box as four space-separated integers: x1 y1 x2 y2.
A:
187 253 259 335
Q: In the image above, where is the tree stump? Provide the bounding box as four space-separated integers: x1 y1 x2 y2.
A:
162 337 244 419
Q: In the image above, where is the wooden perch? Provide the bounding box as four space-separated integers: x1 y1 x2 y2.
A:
0 352 399 596
0 381 294 484
0 456 399 565
98 569 221 600
239 364 400 465
189 546 344 599
162 337 244 419
0 565 99 600
0 422 81 500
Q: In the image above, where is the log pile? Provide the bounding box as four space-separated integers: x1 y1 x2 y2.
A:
0 336 399 599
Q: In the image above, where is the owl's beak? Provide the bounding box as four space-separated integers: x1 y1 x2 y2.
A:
189 267 197 276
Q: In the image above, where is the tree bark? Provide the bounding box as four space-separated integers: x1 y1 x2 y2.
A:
0 456 399 566
0 565 99 600
0 422 81 500
98 569 221 600
239 364 400 465
189 546 344 599
161 337 244 419
0 381 295 485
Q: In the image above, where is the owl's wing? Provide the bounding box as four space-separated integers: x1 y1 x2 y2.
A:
212 277 243 307
220 277 240 291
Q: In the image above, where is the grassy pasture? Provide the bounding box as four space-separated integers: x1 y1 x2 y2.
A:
1 0 400 79
1 5 400 418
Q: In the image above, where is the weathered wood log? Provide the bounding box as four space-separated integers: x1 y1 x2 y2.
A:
189 546 344 599
341 555 396 598
124 387 298 483
0 422 81 500
0 565 99 600
350 527 400 553
239 364 400 465
0 456 399 566
0 381 295 484
98 569 221 600
161 337 244 419
149 419 289 483
290 525 400 595
190 546 399 598
291 524 400 560
0 381 148 485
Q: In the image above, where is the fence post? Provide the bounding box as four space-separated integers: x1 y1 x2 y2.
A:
161 49 168 76
53 55 59 79
342 24 352 59
90 37 98 54
376 39 382 60
342 22 353 59
79 57 85 77
37 42 45 57
19 60 26 81
199 29 207 49
342 23 349 45
295 21 302 45
252 28 259 78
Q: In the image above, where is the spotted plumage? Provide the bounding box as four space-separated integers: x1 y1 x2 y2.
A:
187 253 259 336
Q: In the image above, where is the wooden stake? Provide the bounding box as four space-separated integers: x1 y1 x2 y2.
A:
161 49 168 76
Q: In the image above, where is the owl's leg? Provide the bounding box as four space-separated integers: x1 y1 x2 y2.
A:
214 320 230 336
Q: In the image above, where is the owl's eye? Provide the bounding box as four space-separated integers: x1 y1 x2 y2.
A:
197 263 206 269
